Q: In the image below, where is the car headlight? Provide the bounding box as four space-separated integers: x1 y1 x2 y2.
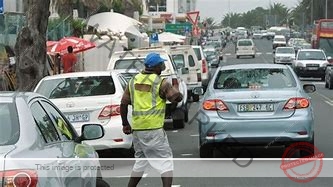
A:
296 62 305 67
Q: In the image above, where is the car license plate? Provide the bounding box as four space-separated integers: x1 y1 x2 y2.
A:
65 113 90 123
238 103 274 112
308 67 318 70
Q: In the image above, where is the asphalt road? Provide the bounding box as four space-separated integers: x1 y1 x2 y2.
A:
99 39 333 186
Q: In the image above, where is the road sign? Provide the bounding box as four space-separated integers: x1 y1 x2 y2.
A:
165 23 192 35
150 32 159 43
0 0 3 14
186 11 200 25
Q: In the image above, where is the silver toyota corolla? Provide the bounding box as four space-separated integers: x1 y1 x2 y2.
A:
195 64 316 158
0 92 109 187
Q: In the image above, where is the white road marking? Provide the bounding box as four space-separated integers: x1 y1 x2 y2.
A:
171 185 181 187
172 130 178 133
225 53 232 56
256 52 262 55
181 154 193 156
266 52 273 55
190 134 199 137
325 101 333 106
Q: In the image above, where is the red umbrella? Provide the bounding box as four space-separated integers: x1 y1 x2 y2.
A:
48 37 96 55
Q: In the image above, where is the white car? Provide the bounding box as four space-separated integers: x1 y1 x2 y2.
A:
273 47 296 65
236 39 256 58
273 35 287 49
293 49 330 80
34 71 134 153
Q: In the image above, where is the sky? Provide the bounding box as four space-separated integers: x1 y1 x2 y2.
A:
196 0 300 23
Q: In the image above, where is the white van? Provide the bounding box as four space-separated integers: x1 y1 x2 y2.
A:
192 45 210 91
236 39 256 58
107 47 189 129
164 45 202 102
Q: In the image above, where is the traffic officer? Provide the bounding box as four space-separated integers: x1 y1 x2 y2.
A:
120 52 183 187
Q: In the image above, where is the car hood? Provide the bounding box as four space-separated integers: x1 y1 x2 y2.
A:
0 145 16 170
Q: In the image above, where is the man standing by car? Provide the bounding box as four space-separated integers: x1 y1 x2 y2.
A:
61 46 77 73
120 52 183 187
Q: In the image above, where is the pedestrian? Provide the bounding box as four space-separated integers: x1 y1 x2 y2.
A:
120 52 183 187
61 46 77 73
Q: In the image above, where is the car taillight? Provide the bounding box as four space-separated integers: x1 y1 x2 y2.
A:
283 98 310 110
98 105 120 120
0 169 38 187
202 59 207 73
203 99 229 111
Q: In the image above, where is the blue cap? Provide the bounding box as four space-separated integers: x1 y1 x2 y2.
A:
144 52 167 68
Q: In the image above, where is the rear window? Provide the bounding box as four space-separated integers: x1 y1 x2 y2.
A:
0 103 19 145
193 48 202 60
172 54 185 68
214 68 296 89
114 59 145 71
36 76 116 99
237 40 253 46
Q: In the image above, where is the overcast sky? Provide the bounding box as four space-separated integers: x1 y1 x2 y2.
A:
196 0 300 22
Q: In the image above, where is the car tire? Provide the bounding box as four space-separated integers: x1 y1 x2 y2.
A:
183 102 189 122
96 177 110 187
252 55 255 58
325 80 329 88
236 55 239 59
192 94 200 102
200 144 214 158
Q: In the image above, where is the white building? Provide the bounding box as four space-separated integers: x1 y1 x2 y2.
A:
3 0 24 13
143 0 197 17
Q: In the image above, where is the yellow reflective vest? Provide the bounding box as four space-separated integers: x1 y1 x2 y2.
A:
129 73 166 130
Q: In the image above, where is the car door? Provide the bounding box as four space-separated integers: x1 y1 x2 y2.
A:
38 99 98 186
186 51 200 86
29 100 67 186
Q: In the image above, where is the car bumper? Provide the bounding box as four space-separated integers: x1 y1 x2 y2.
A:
236 52 255 56
295 66 326 77
275 59 293 64
198 109 314 146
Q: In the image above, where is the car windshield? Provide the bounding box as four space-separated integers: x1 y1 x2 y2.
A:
276 48 295 54
36 76 116 99
274 38 285 42
0 102 19 146
297 51 326 60
214 68 296 89
114 58 145 71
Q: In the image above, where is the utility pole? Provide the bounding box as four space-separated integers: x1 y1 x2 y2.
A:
326 0 328 19
228 0 230 27
173 0 176 24
311 0 313 24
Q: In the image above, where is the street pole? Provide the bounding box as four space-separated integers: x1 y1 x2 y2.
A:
325 0 328 19
173 0 176 24
228 0 230 27
311 0 313 24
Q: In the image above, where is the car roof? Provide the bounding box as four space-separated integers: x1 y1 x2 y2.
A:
276 47 294 49
219 63 289 70
274 35 285 38
40 71 114 80
298 49 323 52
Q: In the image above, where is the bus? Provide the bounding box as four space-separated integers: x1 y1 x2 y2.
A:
311 19 333 62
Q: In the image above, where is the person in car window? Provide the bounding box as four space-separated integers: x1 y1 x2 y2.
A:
120 52 183 187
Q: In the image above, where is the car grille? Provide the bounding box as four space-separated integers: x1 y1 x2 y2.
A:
306 64 319 67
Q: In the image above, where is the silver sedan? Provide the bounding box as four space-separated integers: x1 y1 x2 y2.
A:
194 64 316 158
0 92 109 187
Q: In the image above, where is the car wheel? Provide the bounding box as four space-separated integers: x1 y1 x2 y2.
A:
192 94 200 102
96 177 110 187
200 144 214 158
183 102 189 122
236 55 239 59
252 55 255 58
325 80 329 88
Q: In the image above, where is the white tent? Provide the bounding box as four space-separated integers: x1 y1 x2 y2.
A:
86 12 143 37
158 32 186 43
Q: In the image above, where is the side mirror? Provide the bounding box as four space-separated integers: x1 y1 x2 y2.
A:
327 56 332 60
181 67 189 74
303 84 316 93
192 87 204 95
81 124 104 141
